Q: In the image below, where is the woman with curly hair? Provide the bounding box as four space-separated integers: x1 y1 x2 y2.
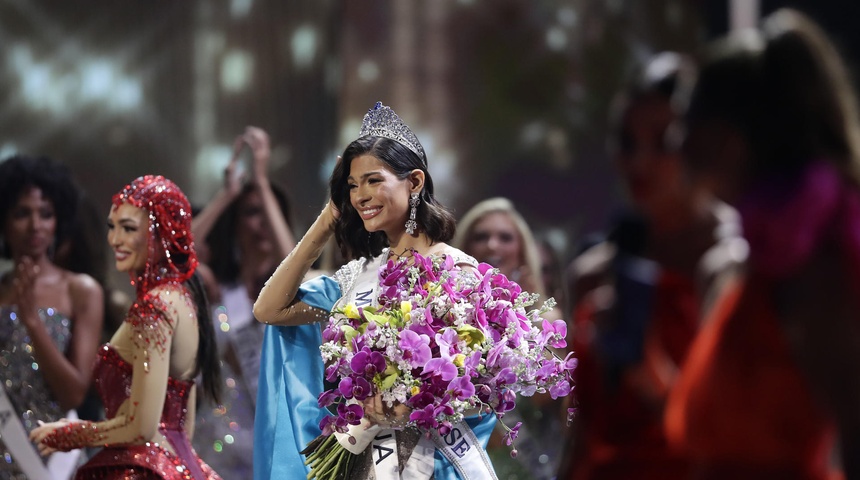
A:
0 154 104 479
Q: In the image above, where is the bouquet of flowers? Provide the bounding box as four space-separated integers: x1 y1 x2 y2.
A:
302 252 576 479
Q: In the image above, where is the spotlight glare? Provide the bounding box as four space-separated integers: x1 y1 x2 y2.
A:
290 25 318 69
221 50 254 92
81 60 115 101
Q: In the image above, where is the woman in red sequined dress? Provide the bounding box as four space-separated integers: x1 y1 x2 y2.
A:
30 175 223 480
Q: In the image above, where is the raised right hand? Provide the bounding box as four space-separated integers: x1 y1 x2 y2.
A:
326 200 341 221
224 135 247 198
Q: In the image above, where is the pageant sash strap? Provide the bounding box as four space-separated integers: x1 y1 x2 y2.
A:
431 421 499 480
400 434 436 479
0 384 52 480
369 429 400 480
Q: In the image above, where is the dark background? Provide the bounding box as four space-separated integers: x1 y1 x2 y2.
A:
0 0 856 280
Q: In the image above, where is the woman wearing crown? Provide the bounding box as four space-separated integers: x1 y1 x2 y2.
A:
252 102 498 479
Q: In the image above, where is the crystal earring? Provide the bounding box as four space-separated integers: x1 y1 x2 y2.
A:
405 192 420 235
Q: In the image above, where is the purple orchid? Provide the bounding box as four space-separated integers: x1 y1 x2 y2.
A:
399 330 431 367
337 403 364 425
448 375 476 400
537 319 568 349
504 421 522 446
435 328 460 359
316 246 577 446
317 389 339 408
549 379 572 400
338 376 372 401
350 348 387 377
422 357 458 381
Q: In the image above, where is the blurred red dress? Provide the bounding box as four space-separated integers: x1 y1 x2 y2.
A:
566 267 697 480
665 161 856 479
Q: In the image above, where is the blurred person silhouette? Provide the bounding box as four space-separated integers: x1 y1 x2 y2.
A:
190 126 296 477
664 9 860 479
0 154 105 480
537 234 569 316
30 174 222 479
453 197 565 480
558 52 744 480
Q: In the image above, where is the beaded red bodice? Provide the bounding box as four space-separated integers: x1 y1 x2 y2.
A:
94 344 193 431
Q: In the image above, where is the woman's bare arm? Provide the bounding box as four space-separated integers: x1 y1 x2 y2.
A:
253 203 338 325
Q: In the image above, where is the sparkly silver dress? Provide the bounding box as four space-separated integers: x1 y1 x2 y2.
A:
0 306 72 479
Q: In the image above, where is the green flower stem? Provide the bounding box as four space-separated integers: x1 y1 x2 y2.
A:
311 439 343 479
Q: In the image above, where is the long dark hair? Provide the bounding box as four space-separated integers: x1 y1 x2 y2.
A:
185 269 221 404
329 136 457 259
686 9 860 183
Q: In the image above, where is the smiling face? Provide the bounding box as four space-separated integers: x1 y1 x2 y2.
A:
3 186 57 260
107 202 149 274
347 154 413 236
465 211 523 278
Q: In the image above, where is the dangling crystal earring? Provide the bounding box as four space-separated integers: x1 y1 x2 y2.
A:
405 192 420 235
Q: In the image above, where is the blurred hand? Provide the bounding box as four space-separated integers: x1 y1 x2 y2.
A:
13 256 40 328
243 126 271 184
224 135 247 198
362 394 411 429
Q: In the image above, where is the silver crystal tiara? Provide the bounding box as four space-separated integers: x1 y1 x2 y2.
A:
358 102 426 164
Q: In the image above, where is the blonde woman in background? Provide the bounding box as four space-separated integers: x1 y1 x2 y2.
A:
453 197 549 302
454 196 564 480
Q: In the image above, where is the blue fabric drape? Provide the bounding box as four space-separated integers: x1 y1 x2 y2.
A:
253 276 339 480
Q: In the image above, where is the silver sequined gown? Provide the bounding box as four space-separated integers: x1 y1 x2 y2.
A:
0 306 72 479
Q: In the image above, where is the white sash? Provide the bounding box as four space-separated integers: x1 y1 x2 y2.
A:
431 421 498 480
333 252 497 480
218 285 264 404
0 384 81 480
335 421 495 480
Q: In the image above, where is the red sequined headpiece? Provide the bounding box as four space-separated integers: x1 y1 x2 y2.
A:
112 175 197 294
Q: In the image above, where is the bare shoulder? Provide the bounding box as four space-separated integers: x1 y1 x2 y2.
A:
67 272 105 306
569 241 615 286
433 244 478 268
67 272 103 295
149 283 190 303
697 202 747 290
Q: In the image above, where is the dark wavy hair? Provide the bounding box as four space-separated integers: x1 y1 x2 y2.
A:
686 9 860 182
329 136 456 259
205 182 292 284
185 270 221 404
0 154 80 259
